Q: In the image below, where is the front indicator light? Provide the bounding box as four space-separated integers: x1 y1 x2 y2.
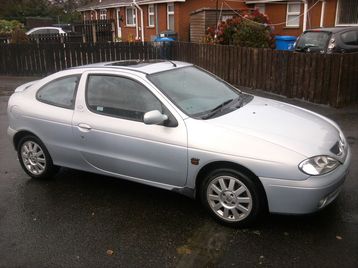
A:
299 155 340 176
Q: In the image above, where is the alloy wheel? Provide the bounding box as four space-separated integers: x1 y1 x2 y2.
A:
207 175 253 222
20 141 47 175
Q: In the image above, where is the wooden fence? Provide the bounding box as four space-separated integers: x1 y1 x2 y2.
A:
28 33 84 44
0 42 164 76
0 41 357 107
172 42 358 108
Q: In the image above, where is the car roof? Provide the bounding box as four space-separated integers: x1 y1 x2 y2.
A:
29 27 63 30
72 60 192 75
26 27 65 34
305 26 358 33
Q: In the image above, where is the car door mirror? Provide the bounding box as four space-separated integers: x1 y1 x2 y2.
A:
144 110 168 125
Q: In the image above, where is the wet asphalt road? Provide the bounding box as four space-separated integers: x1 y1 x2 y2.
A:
0 76 357 268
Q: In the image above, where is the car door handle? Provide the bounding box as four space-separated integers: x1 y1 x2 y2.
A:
78 123 92 131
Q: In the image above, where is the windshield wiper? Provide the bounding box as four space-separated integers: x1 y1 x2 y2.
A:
201 98 236 119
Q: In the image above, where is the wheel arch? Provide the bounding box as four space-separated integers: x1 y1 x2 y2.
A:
13 130 41 151
195 161 268 209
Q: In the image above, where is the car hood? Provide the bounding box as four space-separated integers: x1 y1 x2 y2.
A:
185 96 341 160
210 96 340 157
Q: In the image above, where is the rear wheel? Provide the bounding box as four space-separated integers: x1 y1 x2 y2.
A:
17 135 59 179
200 168 264 227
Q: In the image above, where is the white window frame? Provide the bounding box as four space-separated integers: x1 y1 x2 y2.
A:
99 9 107 20
335 0 358 26
286 2 301 27
126 7 136 27
148 4 155 27
167 3 174 30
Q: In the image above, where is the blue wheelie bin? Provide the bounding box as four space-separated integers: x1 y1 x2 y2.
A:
154 31 177 59
275 36 297 50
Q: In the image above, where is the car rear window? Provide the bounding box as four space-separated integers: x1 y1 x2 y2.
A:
37 75 80 109
296 31 331 51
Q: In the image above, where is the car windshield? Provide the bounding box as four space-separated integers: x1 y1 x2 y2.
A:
148 66 241 118
296 31 331 51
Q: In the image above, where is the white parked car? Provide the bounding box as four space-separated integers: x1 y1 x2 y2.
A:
7 60 351 226
26 27 66 35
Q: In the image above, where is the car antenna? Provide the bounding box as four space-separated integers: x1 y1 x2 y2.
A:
167 60 177 67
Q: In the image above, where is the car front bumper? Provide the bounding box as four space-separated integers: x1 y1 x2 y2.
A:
260 147 351 214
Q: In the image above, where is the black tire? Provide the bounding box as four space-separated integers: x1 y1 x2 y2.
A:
17 135 59 179
199 168 265 227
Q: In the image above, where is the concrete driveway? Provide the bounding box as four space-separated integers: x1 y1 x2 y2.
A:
0 76 357 268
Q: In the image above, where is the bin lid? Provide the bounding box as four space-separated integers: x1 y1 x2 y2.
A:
275 35 297 41
154 37 175 42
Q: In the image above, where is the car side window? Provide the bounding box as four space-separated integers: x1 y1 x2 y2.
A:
341 31 358 46
86 75 163 122
32 29 47 35
37 75 80 109
48 29 59 34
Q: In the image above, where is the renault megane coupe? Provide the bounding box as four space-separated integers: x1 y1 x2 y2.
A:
7 60 351 226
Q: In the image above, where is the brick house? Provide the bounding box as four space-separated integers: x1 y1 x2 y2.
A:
77 0 246 42
244 0 358 36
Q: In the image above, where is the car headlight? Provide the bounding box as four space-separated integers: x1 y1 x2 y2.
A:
298 155 340 176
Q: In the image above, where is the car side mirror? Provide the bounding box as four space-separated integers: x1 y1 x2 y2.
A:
144 110 168 125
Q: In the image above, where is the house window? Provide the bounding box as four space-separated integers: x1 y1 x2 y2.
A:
100 9 107 20
167 3 174 30
286 3 301 27
336 0 358 25
148 4 155 27
255 3 265 14
126 7 136 26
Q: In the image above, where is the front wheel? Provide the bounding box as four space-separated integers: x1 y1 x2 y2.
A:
17 135 59 179
200 168 265 227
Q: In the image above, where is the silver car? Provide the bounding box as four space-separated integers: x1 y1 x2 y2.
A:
7 60 351 227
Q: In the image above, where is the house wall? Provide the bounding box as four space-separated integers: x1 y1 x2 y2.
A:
80 0 341 41
263 0 339 37
121 0 246 42
80 0 246 42
322 0 338 27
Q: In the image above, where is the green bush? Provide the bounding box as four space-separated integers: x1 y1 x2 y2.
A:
233 21 274 48
0 19 24 35
206 9 275 48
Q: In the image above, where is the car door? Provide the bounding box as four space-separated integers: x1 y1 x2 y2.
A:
72 71 188 187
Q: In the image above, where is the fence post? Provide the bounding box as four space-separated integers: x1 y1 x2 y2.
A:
111 21 116 42
335 54 344 107
92 24 97 43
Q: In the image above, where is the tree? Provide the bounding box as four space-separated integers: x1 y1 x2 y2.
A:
0 0 52 22
0 0 92 23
